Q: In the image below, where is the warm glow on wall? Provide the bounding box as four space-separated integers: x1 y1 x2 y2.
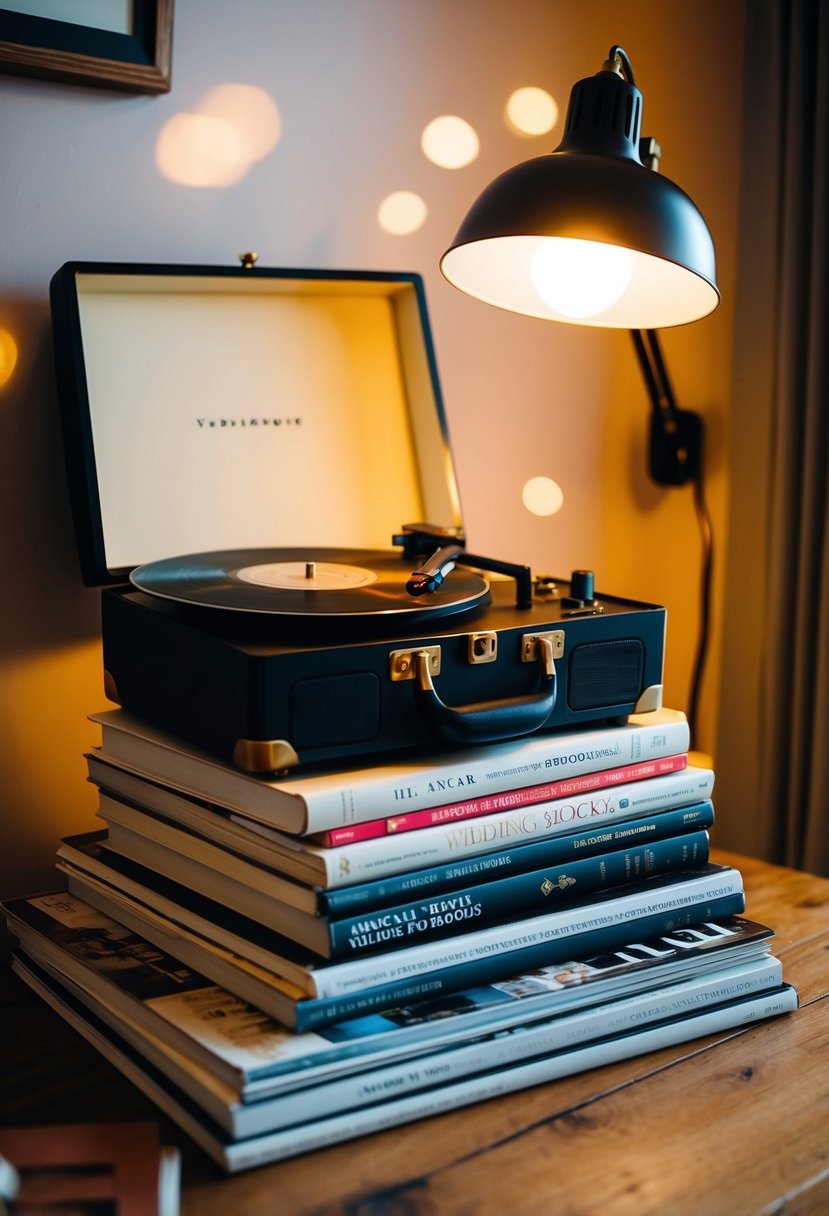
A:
197 84 282 161
421 115 480 168
505 86 558 136
377 191 428 235
522 475 564 516
156 113 249 187
0 329 18 387
156 84 282 188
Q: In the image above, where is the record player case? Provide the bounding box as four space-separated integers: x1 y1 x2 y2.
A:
50 260 667 770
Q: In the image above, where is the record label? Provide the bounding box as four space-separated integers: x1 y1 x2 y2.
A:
236 560 378 592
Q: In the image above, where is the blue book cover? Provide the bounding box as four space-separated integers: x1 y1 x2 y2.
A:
326 830 711 957
4 891 771 1091
295 886 746 1030
320 801 715 917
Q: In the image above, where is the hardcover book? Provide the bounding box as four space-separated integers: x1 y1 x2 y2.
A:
41 858 748 1029
88 707 691 836
4 891 778 1100
95 765 716 890
92 785 712 957
312 753 689 846
15 951 798 1174
14 948 786 1141
83 758 716 915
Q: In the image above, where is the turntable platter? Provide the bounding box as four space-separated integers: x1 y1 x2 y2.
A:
129 548 491 620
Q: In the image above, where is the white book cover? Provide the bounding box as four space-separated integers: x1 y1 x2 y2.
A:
6 889 778 1102
16 953 798 1174
22 951 786 1140
231 766 717 888
89 707 691 835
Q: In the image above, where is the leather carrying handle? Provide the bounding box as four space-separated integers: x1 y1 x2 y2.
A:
412 637 557 745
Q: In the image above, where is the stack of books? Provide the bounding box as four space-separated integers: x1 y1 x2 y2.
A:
3 707 798 1173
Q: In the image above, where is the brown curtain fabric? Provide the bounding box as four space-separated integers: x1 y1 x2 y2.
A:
716 0 829 873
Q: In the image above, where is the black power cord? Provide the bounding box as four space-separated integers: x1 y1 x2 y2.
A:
631 329 713 747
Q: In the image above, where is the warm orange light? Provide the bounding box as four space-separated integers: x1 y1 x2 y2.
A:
522 476 564 516
377 191 428 235
0 329 18 388
155 84 282 188
505 86 558 136
531 238 633 318
156 113 249 187
196 84 282 162
421 115 480 168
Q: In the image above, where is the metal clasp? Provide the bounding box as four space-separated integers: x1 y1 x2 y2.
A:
390 646 441 681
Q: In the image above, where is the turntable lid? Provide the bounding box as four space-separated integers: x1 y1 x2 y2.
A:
50 263 464 585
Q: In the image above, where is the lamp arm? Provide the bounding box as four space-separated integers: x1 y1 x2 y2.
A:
631 329 702 487
630 328 713 747
631 328 678 420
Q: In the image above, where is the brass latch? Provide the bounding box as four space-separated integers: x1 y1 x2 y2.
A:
389 646 441 681
521 630 565 665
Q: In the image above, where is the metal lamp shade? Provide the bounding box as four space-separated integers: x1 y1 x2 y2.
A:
440 63 720 329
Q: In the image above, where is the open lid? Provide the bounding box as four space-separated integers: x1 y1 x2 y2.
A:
50 261 464 585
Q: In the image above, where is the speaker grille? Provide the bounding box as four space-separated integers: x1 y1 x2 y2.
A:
568 639 645 710
290 673 381 749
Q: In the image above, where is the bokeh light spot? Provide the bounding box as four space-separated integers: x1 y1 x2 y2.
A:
155 83 282 188
377 191 428 235
156 113 249 187
522 476 564 516
196 84 282 161
506 86 558 136
0 329 19 388
421 115 480 168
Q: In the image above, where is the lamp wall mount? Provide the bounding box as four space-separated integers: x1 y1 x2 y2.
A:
631 328 703 487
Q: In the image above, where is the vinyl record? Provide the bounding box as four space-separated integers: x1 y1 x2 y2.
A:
129 547 491 619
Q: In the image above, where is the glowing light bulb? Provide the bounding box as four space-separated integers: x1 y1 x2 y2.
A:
530 239 633 318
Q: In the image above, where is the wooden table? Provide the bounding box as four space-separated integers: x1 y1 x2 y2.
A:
2 849 828 1215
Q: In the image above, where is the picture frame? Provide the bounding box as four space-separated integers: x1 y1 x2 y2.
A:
0 0 173 94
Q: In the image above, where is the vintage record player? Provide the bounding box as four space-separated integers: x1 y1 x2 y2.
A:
50 260 666 771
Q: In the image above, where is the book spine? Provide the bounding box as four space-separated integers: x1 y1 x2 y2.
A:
230 956 783 1136
94 710 691 835
326 831 710 959
300 710 685 836
316 767 716 887
17 950 796 1174
298 712 691 832
305 870 744 1007
295 890 744 1029
316 754 689 846
319 801 715 916
228 985 798 1168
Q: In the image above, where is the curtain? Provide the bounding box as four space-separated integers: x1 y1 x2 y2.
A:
716 0 829 873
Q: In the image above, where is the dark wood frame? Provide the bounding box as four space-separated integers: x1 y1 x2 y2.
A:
0 0 173 93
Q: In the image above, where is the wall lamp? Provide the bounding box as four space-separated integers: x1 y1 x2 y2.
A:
440 45 718 330
440 46 718 731
440 44 716 486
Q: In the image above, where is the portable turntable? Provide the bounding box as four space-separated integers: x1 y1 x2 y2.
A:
50 261 666 770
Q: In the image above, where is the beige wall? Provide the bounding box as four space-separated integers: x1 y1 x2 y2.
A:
0 0 746 901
